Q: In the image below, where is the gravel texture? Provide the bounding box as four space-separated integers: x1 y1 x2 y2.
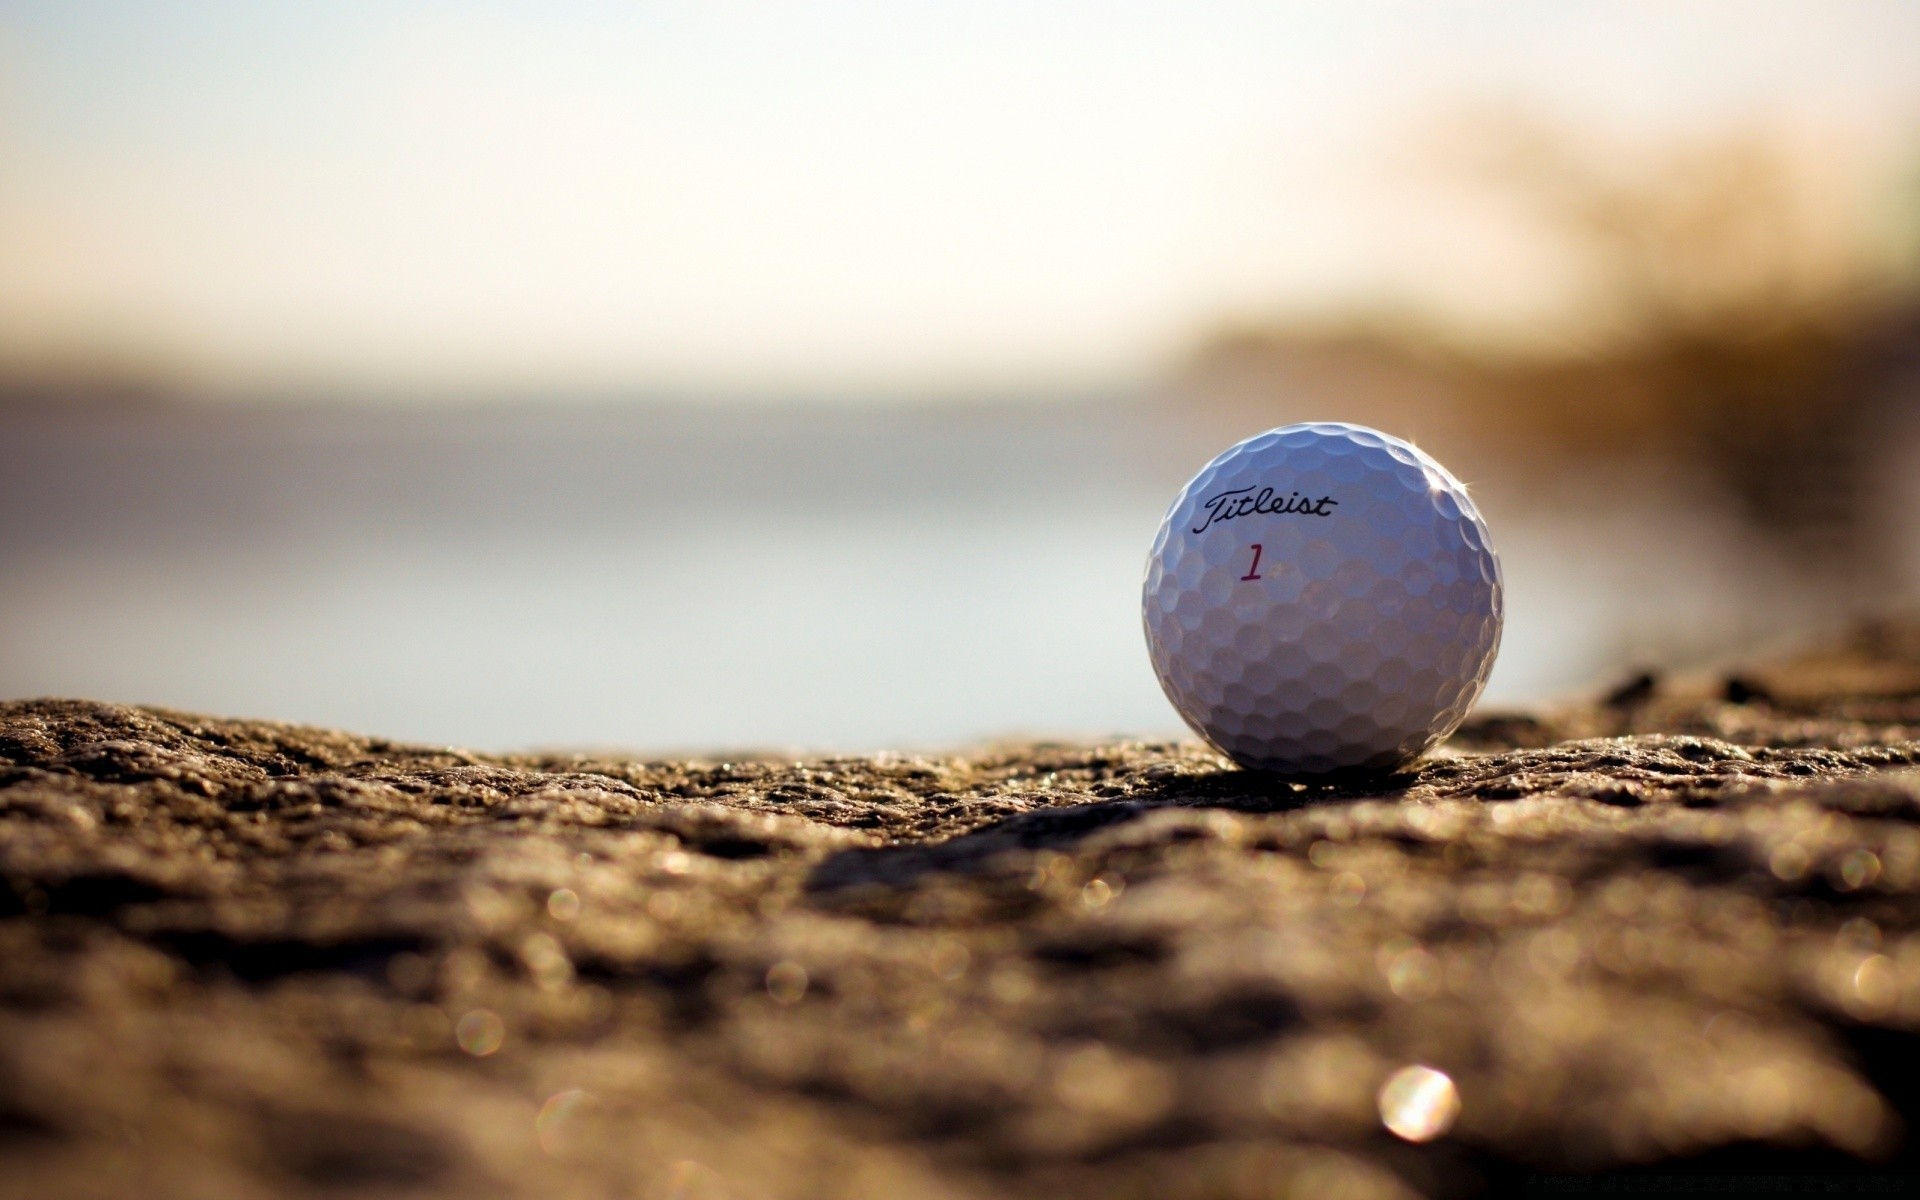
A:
7 624 1920 1198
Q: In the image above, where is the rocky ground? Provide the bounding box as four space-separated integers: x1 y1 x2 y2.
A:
8 626 1920 1198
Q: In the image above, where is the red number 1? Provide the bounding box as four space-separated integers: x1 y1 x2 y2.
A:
1241 544 1264 581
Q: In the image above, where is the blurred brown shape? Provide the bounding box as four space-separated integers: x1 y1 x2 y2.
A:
1182 113 1920 584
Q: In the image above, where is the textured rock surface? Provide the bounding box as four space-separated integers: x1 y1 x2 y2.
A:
7 624 1920 1198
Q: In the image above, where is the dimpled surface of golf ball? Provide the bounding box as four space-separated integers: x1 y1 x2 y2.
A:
1142 422 1502 774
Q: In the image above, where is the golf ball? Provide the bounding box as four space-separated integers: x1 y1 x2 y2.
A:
1142 422 1502 774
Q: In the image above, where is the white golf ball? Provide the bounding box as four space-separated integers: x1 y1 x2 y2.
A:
1142 422 1502 775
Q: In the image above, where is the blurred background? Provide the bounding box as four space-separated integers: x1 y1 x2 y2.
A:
2 1 1918 753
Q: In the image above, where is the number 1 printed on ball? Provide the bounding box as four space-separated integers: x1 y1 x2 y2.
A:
1241 544 1264 581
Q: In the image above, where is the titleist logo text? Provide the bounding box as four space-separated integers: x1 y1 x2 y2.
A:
1191 486 1337 534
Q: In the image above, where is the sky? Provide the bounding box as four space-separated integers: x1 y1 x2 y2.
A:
2 1 1918 399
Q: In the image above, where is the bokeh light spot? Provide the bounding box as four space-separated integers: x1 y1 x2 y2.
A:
547 887 581 920
766 960 809 1005
535 1088 591 1157
1378 1064 1460 1142
455 1008 505 1057
1331 872 1367 907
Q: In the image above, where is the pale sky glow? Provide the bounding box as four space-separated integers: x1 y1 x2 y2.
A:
2 1 1918 397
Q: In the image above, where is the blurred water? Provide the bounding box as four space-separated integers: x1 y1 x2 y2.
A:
0 400 1855 752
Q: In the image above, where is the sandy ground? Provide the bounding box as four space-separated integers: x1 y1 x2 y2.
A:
6 624 1920 1198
